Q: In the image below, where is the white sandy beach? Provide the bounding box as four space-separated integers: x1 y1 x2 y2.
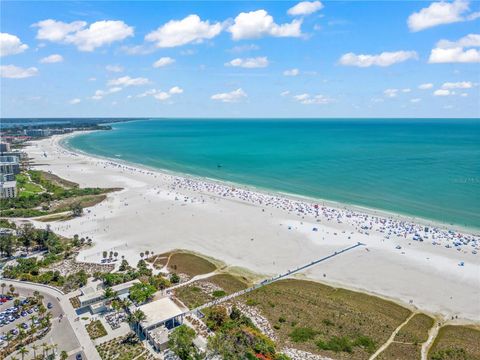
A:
24 133 480 323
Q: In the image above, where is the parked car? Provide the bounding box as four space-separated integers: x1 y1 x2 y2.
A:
47 302 53 309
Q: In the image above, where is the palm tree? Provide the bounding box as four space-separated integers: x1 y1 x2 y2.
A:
42 342 48 357
60 350 68 360
103 287 117 300
133 309 146 335
18 346 29 360
32 344 39 358
30 314 38 328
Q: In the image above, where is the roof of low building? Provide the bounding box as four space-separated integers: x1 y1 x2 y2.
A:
138 297 183 329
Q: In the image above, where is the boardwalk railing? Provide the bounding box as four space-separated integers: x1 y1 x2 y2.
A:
185 242 365 316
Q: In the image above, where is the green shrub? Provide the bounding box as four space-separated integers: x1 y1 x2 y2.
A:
289 327 318 342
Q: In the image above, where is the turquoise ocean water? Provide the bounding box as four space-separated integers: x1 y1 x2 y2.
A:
67 119 480 229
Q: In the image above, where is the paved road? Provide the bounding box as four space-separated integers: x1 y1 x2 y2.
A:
1 280 100 360
188 242 365 315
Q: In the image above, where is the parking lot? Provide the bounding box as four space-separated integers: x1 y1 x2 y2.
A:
0 283 84 360
0 292 56 345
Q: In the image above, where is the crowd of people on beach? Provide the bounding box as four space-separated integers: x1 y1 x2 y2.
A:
51 141 480 259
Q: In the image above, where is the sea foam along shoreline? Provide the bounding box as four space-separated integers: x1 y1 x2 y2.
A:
62 129 479 235
25 132 480 323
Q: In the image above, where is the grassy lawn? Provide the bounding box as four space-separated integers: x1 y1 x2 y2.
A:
3 170 120 218
167 252 217 277
239 279 412 360
86 320 108 339
16 173 43 197
429 325 480 360
96 334 147 360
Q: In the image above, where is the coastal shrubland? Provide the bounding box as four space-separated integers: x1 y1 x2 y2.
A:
377 313 435 359
428 325 480 360
1 170 119 218
206 305 291 360
238 279 411 360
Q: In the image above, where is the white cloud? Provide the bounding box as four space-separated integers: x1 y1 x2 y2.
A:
402 88 411 93
0 33 28 57
169 86 183 94
88 77 96 81
384 89 399 98
146 15 222 48
33 19 86 42
40 54 63 63
136 87 183 101
437 33 480 49
280 90 290 96
407 0 479 32
153 57 175 68
428 35 480 63
228 10 302 40
410 98 422 103
33 19 134 51
91 87 123 100
108 76 149 87
0 65 38 79
288 1 324 16
339 50 418 67
226 57 269 68
69 98 81 104
211 88 247 102
154 92 171 101
433 89 453 96
419 83 434 90
283 68 300 76
429 48 480 63
293 93 333 104
106 64 124 73
441 81 473 89
460 93 469 97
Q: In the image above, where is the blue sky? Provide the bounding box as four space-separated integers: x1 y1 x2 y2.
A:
1 0 479 118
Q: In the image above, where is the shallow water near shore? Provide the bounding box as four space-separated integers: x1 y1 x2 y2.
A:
67 118 480 228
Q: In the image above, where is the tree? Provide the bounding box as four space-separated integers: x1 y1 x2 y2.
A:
127 309 146 334
119 259 129 271
60 350 68 360
102 251 108 259
114 251 118 259
18 346 29 360
104 287 118 300
32 344 39 359
206 306 228 331
70 202 83 217
18 223 35 253
169 324 203 360
0 234 15 257
170 273 180 284
129 283 156 304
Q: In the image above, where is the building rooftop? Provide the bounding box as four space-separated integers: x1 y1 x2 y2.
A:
78 279 141 304
138 297 183 329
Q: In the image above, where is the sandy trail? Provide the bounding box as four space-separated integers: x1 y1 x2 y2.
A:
21 133 480 323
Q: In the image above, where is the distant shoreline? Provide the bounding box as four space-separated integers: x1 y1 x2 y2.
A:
60 130 479 235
